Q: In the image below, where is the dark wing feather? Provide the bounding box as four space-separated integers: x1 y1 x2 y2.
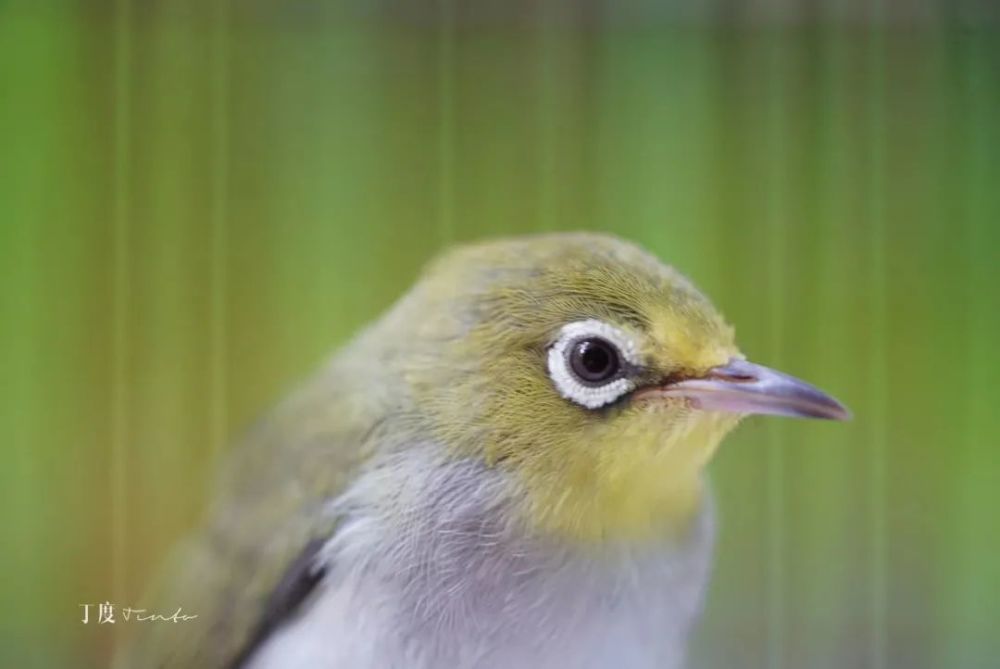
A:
229 537 329 668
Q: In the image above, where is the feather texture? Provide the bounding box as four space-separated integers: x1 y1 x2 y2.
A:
118 233 741 667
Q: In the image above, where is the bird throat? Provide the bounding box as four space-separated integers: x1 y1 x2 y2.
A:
518 411 738 545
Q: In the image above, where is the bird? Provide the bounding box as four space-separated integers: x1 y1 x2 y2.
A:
119 232 849 669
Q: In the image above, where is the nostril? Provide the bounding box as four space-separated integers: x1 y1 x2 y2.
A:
719 373 754 382
706 359 757 383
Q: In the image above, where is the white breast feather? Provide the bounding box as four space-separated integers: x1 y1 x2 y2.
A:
247 450 715 669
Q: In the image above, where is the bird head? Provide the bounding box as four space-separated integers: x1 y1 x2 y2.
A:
390 233 848 544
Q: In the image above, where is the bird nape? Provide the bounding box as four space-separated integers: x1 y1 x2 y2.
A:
119 232 849 669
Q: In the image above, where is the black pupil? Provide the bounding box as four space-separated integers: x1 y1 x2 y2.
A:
570 338 620 384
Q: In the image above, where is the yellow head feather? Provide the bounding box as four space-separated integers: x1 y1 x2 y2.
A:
400 232 741 543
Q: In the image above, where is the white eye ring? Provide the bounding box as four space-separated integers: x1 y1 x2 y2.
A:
547 320 640 409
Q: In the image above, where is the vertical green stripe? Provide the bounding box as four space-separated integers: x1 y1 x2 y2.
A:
764 28 787 669
209 0 230 457
865 7 889 669
437 0 456 245
812 14 851 667
949 24 1000 668
111 0 132 615
536 1 559 232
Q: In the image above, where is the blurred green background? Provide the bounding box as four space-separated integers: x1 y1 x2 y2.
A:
2 0 999 667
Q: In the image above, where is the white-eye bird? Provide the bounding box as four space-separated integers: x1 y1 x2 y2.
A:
120 232 849 669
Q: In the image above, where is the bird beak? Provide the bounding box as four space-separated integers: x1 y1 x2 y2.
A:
645 358 851 420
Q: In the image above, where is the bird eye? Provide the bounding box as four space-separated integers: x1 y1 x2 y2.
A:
547 320 639 410
569 338 620 384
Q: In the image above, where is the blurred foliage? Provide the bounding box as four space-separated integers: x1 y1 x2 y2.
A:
1 1 998 667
